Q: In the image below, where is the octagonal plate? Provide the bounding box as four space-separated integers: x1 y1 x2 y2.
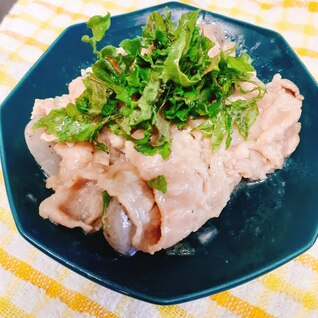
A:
0 1 317 305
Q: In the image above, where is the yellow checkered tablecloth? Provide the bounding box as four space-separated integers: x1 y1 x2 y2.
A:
0 0 317 317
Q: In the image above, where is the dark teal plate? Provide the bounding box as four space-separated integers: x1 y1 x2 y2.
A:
0 2 317 305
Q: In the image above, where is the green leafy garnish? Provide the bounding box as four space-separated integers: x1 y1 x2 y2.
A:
93 140 109 152
81 14 111 54
162 10 202 86
33 10 265 156
102 191 111 210
101 191 111 226
33 103 105 141
147 175 168 193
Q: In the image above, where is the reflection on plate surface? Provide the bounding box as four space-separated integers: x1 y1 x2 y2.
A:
0 1 317 305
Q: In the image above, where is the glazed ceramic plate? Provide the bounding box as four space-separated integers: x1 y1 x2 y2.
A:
0 2 317 305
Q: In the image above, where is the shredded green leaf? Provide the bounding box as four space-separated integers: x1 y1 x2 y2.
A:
33 10 265 156
32 104 105 142
147 175 168 193
102 191 111 210
81 14 111 54
93 140 109 152
101 191 111 227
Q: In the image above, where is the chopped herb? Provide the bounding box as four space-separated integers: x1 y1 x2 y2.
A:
101 191 111 226
102 191 111 210
147 175 167 193
34 10 265 156
81 13 111 54
32 104 105 142
93 140 109 152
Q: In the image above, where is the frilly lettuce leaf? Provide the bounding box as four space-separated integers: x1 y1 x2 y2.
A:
34 10 265 157
33 104 104 142
81 14 111 54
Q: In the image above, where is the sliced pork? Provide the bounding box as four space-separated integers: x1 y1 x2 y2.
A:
26 69 303 255
39 142 108 233
223 74 303 180
24 19 303 256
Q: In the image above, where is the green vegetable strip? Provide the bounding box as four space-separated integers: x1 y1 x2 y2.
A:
147 175 168 194
33 10 265 157
101 191 111 226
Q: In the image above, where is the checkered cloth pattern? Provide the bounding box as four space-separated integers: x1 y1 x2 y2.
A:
0 1 317 317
